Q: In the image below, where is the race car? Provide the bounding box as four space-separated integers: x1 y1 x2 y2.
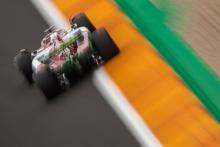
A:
14 13 119 98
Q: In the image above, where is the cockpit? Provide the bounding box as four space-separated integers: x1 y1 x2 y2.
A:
41 26 67 48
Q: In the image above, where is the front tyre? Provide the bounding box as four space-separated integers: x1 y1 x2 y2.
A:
71 13 96 32
35 66 61 99
14 49 33 83
91 28 120 62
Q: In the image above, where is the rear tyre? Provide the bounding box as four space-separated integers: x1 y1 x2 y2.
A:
91 28 120 62
35 66 61 99
14 50 33 83
71 13 96 32
62 61 81 85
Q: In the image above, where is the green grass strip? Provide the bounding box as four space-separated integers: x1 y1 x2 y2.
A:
114 0 220 122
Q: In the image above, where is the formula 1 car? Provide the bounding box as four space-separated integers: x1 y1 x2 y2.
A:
14 13 119 98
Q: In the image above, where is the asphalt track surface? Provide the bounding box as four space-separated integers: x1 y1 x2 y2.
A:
0 1 140 147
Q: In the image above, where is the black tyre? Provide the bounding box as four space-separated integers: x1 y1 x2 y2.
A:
92 28 120 62
62 60 81 85
35 66 61 99
71 13 96 32
14 50 33 83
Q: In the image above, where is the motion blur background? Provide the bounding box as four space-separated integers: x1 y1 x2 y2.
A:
153 0 220 76
0 0 219 147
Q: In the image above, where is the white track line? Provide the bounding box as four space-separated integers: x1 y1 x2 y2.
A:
31 0 68 29
30 0 163 147
93 68 162 147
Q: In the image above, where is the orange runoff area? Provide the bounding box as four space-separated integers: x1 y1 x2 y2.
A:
53 0 220 146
